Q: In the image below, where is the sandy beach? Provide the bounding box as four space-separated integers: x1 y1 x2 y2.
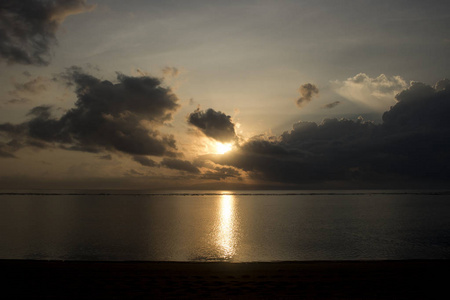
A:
1 260 447 299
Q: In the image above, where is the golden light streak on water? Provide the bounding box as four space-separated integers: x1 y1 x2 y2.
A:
216 194 237 259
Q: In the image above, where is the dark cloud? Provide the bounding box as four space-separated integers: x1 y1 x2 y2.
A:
0 144 16 158
296 83 319 108
0 138 27 158
435 79 450 92
213 79 450 187
0 0 95 65
382 81 449 131
133 155 156 167
0 67 180 158
98 154 112 160
188 108 236 143
201 166 241 181
160 158 200 174
0 150 15 158
322 101 341 109
135 68 149 77
0 122 28 136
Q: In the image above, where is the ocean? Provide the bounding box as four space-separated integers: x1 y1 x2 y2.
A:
1 190 449 262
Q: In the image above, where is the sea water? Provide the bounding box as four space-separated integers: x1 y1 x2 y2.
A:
0 190 449 261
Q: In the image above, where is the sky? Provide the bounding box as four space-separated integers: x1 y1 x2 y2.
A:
0 0 449 190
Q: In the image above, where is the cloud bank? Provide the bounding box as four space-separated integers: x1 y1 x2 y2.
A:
212 79 450 187
188 108 236 143
0 0 95 65
0 67 180 160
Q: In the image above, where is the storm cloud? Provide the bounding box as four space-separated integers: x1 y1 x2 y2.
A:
213 79 450 187
0 67 180 158
0 0 95 65
296 83 318 108
188 108 236 143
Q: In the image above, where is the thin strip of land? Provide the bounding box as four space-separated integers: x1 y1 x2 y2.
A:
1 260 447 299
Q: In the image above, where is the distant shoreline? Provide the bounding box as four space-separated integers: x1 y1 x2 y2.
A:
1 190 450 196
2 259 447 299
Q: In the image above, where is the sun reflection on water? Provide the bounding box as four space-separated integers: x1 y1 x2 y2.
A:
216 194 237 259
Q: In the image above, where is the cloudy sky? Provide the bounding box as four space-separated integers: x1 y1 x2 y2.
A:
1 0 449 190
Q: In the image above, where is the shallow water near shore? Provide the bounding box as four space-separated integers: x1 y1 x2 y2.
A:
1 190 449 261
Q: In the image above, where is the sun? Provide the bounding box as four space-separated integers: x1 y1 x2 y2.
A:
215 142 232 154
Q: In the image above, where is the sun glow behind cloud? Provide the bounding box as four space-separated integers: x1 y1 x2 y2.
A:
215 142 232 154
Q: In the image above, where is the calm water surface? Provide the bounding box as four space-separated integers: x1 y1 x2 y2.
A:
1 191 449 261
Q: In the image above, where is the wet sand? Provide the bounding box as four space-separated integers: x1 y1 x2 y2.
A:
1 260 448 299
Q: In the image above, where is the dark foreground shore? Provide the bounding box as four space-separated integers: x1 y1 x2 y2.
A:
1 260 448 299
